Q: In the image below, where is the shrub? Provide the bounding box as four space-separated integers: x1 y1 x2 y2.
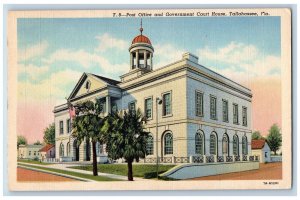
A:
33 157 39 161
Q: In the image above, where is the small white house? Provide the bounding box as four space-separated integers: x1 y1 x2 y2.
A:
251 139 271 163
39 144 55 161
18 144 43 160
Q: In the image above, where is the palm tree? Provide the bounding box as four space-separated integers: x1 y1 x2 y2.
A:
102 108 149 181
71 100 105 176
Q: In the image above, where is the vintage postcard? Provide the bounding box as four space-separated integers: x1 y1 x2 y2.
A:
7 8 291 191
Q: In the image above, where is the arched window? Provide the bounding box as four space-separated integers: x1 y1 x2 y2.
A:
195 131 204 155
164 132 173 155
67 142 70 156
242 136 248 155
146 135 154 155
222 134 229 155
59 143 64 157
233 135 239 156
210 132 217 155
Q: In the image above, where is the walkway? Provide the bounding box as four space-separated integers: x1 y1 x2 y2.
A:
189 162 282 180
18 162 144 181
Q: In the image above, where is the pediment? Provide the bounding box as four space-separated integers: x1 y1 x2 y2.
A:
68 73 108 99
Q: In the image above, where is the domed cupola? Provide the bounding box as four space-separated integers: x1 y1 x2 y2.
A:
129 20 154 72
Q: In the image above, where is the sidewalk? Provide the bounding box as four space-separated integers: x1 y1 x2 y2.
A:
18 162 144 181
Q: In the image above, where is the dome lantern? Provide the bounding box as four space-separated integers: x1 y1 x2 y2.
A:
129 19 154 72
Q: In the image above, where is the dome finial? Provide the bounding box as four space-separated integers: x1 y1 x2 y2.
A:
140 18 143 35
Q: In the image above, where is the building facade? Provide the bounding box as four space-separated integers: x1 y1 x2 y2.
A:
54 25 253 164
251 139 271 163
18 144 43 160
39 144 55 161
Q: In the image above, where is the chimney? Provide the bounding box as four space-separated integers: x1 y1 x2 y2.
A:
182 52 199 63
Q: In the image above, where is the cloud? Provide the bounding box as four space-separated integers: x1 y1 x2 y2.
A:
197 42 281 87
18 63 49 81
153 43 186 69
95 33 127 52
197 42 259 65
43 48 128 75
18 69 82 102
18 41 49 62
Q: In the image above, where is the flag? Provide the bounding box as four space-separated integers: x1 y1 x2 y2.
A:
67 99 76 119
69 105 76 119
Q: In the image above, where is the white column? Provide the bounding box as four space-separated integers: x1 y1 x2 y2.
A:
150 53 153 70
106 96 111 114
130 53 133 69
144 51 147 68
136 50 139 68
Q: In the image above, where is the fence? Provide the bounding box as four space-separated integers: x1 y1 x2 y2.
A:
143 155 260 164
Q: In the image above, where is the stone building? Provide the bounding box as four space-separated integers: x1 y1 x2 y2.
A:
54 24 254 164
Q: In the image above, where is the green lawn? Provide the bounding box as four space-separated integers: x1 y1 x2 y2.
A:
18 163 122 181
18 159 53 165
69 164 176 179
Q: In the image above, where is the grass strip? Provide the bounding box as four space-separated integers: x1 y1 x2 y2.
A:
18 159 53 165
69 164 176 179
18 163 122 181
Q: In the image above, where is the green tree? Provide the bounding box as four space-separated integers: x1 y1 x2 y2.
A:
267 124 282 155
252 131 262 140
43 123 55 144
72 100 105 176
17 135 27 149
34 140 42 145
102 109 149 181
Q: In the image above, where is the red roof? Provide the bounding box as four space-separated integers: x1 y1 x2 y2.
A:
39 144 55 152
132 34 152 45
251 139 266 149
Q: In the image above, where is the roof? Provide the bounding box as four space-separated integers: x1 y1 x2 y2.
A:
132 34 152 45
39 144 55 152
251 139 267 149
91 74 121 86
20 144 43 149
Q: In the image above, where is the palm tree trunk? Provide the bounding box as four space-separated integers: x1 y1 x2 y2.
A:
92 141 98 176
127 159 133 181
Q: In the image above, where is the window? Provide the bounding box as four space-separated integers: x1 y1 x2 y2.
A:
233 135 239 155
59 143 64 157
222 100 229 122
67 142 70 156
98 99 106 113
210 96 217 120
97 142 104 155
265 152 268 158
195 91 204 117
222 134 229 155
162 92 171 116
85 80 91 91
34 151 36 156
164 132 173 155
233 104 239 124
29 151 31 156
145 98 153 119
50 150 52 157
210 132 217 155
111 103 118 113
195 131 204 155
242 107 247 126
128 101 136 112
67 119 71 133
146 135 154 155
242 136 248 155
59 121 64 134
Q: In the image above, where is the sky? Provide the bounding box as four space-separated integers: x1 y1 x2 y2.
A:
17 17 281 143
